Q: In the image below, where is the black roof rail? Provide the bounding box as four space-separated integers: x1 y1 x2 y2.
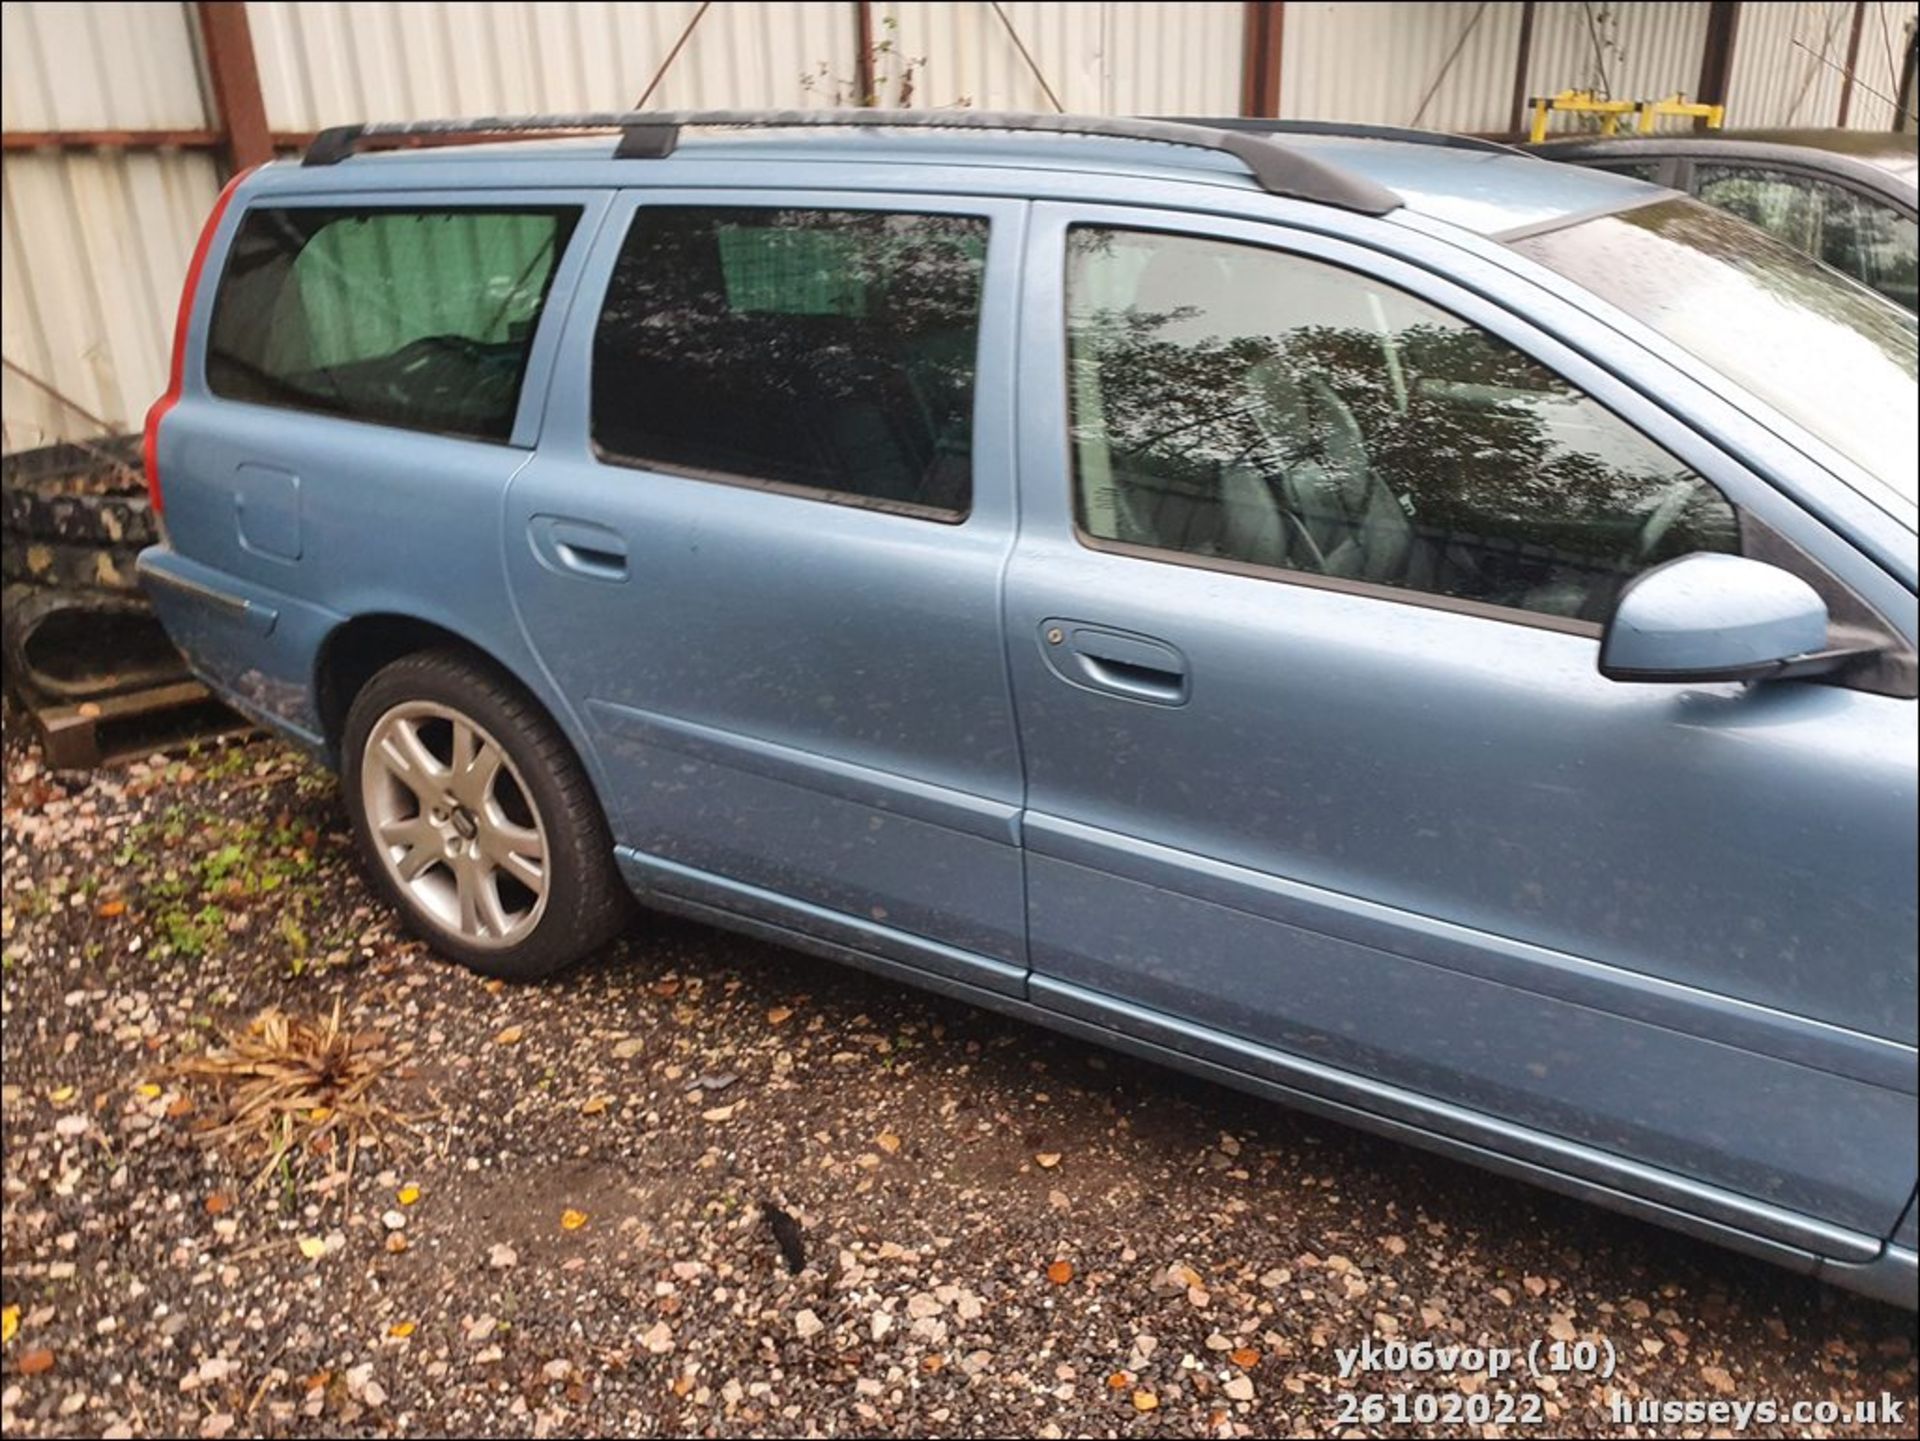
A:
301 108 1402 215
1153 116 1523 157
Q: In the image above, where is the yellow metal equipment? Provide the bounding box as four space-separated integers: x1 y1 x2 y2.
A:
1528 89 1726 143
1634 92 1726 133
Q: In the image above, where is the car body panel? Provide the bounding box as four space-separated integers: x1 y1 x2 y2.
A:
139 128 1920 1304
499 189 1031 990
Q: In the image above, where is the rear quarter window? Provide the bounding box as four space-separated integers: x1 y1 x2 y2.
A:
206 206 581 443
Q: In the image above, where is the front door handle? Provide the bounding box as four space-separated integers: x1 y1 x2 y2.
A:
1041 620 1189 706
530 515 628 582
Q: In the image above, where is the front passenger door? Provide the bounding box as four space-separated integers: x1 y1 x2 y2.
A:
1006 206 1917 1242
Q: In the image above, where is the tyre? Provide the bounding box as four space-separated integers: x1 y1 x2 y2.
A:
341 648 628 979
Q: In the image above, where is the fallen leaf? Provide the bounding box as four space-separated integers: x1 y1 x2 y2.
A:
1106 1371 1131 1390
766 1006 793 1025
204 1193 231 1216
18 1348 54 1375
96 899 126 918
560 1209 589 1232
1035 1152 1062 1169
308 1106 331 1123
1132 1390 1159 1412
297 1236 327 1261
876 1132 901 1154
494 1025 525 1046
388 1322 415 1339
48 1087 74 1104
580 1096 610 1116
397 1184 421 1206
1 1304 17 1343
135 1083 162 1099
166 1096 194 1119
1229 1347 1261 1368
1046 1260 1074 1285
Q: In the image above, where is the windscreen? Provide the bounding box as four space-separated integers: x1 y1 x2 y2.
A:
1511 198 1917 503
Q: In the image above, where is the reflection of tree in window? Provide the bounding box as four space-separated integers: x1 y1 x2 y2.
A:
592 208 988 516
1066 227 1738 622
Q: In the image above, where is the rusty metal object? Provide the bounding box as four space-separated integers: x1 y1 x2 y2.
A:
2 436 250 763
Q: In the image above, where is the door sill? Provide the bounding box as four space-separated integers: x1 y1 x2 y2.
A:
609 845 1896 1290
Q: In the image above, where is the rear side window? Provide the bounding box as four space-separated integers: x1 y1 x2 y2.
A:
207 206 580 443
592 207 988 518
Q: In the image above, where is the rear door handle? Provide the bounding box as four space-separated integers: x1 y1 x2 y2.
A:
530 515 628 582
1040 620 1189 706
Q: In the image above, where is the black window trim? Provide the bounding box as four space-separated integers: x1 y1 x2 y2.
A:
203 199 586 450
587 443 971 525
585 199 995 527
1072 528 1605 637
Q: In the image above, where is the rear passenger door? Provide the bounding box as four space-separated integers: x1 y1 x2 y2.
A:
1006 203 1917 1244
505 192 1031 993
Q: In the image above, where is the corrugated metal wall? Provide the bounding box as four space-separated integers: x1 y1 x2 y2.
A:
876 2 1241 114
1527 1 1713 119
247 1 851 126
5 2 1917 451
1281 3 1527 132
2 2 220 451
1731 1 1913 130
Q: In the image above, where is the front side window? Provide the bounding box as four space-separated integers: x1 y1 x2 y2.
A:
592 207 988 518
207 206 579 442
1065 227 1738 623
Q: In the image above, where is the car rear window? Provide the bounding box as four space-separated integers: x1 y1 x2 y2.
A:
206 206 581 443
591 206 988 519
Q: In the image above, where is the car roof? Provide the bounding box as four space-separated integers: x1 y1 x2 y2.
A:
260 123 1665 240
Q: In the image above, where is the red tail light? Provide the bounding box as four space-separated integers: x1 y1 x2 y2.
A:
143 166 253 518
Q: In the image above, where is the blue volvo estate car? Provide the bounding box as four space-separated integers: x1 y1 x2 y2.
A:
136 112 1918 1304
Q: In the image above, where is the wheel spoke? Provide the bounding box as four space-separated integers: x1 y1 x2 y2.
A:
480 818 545 894
475 868 514 938
377 718 447 800
451 731 504 812
454 857 482 936
379 814 442 881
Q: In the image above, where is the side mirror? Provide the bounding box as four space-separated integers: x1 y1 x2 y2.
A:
1600 553 1874 684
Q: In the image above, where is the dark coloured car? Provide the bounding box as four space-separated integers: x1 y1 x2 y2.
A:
1533 128 1919 311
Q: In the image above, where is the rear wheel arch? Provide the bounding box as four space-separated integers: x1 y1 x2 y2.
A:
313 615 600 790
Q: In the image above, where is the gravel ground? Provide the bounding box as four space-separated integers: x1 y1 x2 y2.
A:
2 727 1914 1439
